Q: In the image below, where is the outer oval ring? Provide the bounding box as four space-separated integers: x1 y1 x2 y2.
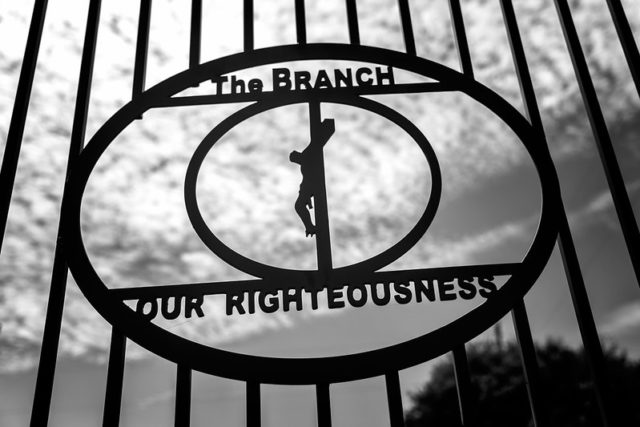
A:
184 95 442 282
62 43 561 385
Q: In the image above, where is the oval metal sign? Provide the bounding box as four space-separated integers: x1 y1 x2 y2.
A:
62 44 561 384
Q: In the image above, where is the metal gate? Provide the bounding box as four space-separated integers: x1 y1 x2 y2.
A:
2 0 639 426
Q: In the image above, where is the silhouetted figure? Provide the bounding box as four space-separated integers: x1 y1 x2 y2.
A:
290 119 335 237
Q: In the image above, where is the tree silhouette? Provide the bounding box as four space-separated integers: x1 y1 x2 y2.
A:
405 340 640 427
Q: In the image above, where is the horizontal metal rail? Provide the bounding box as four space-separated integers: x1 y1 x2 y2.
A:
154 82 454 108
109 263 519 300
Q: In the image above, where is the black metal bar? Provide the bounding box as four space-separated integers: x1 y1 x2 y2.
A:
189 0 202 69
442 5 480 423
29 1 102 425
385 371 404 427
295 0 307 45
558 218 617 426
309 101 333 279
156 82 454 108
133 0 152 99
500 1 617 424
497 0 543 130
397 0 416 56
448 0 474 78
497 6 551 425
345 0 360 45
553 0 640 289
0 0 49 252
511 302 547 427
452 345 475 426
244 0 254 52
605 0 640 99
175 365 192 427
102 329 126 427
246 381 261 427
316 383 332 427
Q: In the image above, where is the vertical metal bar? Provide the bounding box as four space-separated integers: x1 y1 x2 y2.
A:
246 381 261 427
500 0 616 424
295 0 307 45
553 0 640 289
448 0 474 78
397 0 416 56
511 302 547 427
345 0 360 45
604 0 640 99
451 345 475 427
244 0 254 52
447 3 480 421
316 383 332 427
133 0 152 99
175 365 192 427
0 0 49 252
189 0 202 69
558 219 617 427
497 0 543 131
385 371 404 427
29 1 102 425
497 6 552 425
102 329 126 427
308 102 333 278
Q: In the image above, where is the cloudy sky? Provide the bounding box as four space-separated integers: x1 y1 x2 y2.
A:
1 0 639 426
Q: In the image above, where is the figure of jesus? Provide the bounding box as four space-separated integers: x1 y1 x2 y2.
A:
289 118 335 237
289 150 316 237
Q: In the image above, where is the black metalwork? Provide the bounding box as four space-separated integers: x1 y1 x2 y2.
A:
452 345 475 426
604 0 640 100
244 0 253 52
29 1 102 425
397 0 416 56
103 329 126 427
385 371 405 427
0 0 634 425
0 0 49 251
133 0 151 99
61 44 560 385
448 0 474 77
190 0 202 69
175 365 192 427
445 6 479 423
511 301 547 427
497 1 552 425
553 0 640 291
246 381 260 427
502 0 618 424
296 0 307 45
316 383 332 427
345 0 360 45
184 94 441 284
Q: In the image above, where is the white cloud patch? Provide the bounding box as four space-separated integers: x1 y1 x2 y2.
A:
569 179 640 229
601 301 640 336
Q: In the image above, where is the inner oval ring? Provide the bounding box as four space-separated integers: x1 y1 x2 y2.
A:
62 44 561 384
184 96 442 282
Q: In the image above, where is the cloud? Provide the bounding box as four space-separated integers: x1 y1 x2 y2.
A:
136 390 175 410
568 179 640 229
601 301 640 336
419 221 532 268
